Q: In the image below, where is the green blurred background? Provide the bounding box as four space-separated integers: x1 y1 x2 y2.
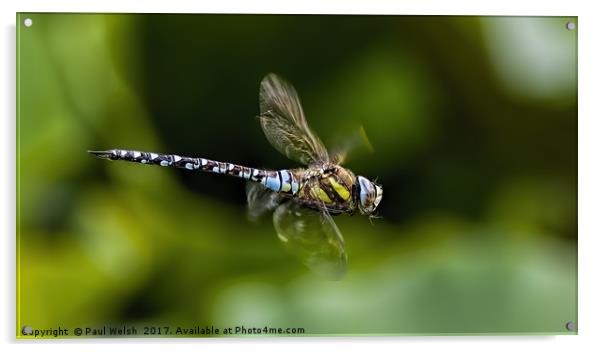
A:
17 14 577 335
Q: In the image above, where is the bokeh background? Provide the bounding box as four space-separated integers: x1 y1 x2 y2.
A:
17 14 577 335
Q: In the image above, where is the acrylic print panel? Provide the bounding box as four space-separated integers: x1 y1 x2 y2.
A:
16 13 577 337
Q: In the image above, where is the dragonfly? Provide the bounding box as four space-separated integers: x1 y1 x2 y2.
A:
90 73 383 280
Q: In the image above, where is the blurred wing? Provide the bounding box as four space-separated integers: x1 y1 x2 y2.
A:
329 126 375 165
273 201 347 280
259 73 329 165
246 183 283 221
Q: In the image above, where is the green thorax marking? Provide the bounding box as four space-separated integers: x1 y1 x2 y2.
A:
295 164 357 214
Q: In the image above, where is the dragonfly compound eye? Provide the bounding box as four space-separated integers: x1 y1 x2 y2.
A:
357 176 379 214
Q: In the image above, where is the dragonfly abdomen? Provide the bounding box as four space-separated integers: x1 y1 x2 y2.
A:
89 149 299 195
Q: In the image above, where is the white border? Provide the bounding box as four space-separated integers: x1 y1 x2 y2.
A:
2 1 600 352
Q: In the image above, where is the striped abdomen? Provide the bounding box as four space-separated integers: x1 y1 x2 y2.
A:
89 149 300 195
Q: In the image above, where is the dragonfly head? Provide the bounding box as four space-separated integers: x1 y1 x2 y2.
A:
356 176 383 215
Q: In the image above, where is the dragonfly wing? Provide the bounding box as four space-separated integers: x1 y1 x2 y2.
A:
273 201 347 280
246 182 283 221
259 73 329 165
329 126 375 165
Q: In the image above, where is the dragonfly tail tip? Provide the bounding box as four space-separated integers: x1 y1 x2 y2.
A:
88 150 113 159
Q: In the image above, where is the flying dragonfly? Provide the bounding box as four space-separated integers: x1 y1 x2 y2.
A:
89 73 383 280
